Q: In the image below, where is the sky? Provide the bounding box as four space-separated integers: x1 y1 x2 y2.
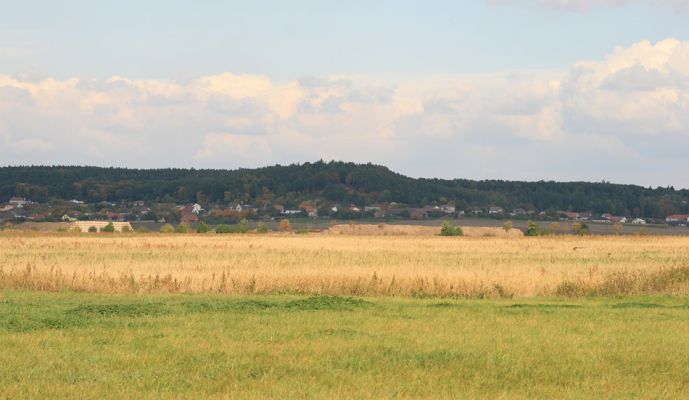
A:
1 1 689 187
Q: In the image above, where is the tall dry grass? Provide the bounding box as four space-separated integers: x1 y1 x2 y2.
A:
2 233 689 297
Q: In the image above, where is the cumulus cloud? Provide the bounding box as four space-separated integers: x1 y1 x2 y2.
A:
2 38 689 186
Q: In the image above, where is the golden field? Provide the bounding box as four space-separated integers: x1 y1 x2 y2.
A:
2 232 689 297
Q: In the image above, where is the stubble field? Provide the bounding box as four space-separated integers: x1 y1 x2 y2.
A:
2 233 689 297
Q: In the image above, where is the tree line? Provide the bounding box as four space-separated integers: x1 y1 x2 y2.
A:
1 161 687 218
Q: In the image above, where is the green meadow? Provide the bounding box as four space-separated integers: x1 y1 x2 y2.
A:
2 291 689 399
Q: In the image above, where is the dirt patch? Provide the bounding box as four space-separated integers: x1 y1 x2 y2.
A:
325 224 523 237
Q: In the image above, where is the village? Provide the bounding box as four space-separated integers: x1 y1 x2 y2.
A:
2 195 688 229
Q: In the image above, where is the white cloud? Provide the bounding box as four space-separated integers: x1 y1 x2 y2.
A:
2 38 689 186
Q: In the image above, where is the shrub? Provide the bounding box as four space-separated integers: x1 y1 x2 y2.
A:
88 226 98 233
175 223 192 233
503 220 513 232
440 221 463 236
215 224 232 234
256 223 269 234
525 220 540 236
100 222 116 233
296 228 308 235
121 225 133 233
239 218 249 234
136 226 150 233
196 222 210 233
279 219 291 232
160 224 175 233
70 226 82 233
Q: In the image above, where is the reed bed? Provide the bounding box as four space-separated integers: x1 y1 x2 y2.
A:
2 233 689 297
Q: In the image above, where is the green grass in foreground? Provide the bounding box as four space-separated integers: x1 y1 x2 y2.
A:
1 292 689 399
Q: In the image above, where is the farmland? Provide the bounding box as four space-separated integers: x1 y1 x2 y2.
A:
2 233 689 297
2 232 689 398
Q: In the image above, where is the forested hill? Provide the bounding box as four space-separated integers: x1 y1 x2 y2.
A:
1 161 687 218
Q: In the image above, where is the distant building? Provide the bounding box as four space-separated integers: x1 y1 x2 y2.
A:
440 205 455 213
181 213 199 224
666 214 689 225
488 206 503 215
631 218 647 225
9 197 29 208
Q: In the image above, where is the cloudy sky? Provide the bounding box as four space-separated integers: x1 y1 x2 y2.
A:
2 1 689 187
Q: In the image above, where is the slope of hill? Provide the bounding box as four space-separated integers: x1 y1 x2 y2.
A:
1 161 687 218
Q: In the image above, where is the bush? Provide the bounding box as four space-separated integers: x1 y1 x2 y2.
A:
440 221 463 236
239 218 249 234
88 226 98 233
256 223 269 234
296 228 308 235
196 222 210 233
175 223 192 233
525 220 540 236
503 220 513 232
70 226 82 233
279 219 291 232
160 224 175 233
121 225 133 233
215 224 232 234
136 226 150 233
100 222 116 233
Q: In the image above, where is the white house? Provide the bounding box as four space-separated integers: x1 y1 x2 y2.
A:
440 205 456 213
488 206 503 215
9 197 29 208
631 218 647 225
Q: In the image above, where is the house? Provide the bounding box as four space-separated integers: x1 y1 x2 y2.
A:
666 214 689 225
409 208 428 220
0 204 14 212
273 205 285 214
181 213 199 224
61 214 78 222
106 212 128 221
631 218 647 225
349 205 361 213
282 209 301 215
563 211 579 220
364 205 381 212
132 200 145 207
578 211 593 220
27 212 50 221
9 197 29 208
440 204 456 214
510 208 527 217
179 203 203 215
69 199 85 205
488 206 503 215
301 205 317 218
609 216 628 224
470 207 484 215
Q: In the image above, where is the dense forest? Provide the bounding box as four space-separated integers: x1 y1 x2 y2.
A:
1 161 687 218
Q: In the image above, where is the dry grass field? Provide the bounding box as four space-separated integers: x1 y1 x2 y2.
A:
2 232 689 298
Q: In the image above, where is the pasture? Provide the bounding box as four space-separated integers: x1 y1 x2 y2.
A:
2 292 689 399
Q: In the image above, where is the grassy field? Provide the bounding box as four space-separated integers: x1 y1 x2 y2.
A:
2 233 689 297
3 233 689 398
2 291 689 399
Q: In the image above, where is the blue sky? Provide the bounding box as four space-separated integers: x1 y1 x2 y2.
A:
2 1 689 186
